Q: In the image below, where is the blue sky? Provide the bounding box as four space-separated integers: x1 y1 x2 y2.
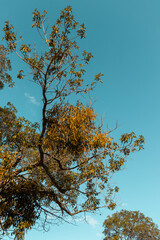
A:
1 0 160 239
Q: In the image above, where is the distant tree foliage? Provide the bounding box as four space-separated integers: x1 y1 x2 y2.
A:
0 6 144 240
103 210 160 240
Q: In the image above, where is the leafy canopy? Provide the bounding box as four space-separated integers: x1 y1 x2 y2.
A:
0 6 144 240
103 210 160 240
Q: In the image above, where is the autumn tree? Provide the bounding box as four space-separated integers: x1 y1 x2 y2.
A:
0 6 144 240
103 210 160 240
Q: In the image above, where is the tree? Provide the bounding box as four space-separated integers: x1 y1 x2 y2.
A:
0 6 144 240
103 210 160 240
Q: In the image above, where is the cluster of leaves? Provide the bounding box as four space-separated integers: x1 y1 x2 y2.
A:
0 45 12 88
0 6 144 240
103 210 160 240
0 104 41 239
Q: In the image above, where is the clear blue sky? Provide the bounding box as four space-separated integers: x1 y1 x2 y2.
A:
1 0 160 239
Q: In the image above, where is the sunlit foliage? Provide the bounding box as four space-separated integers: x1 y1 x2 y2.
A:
0 6 144 240
103 210 160 239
